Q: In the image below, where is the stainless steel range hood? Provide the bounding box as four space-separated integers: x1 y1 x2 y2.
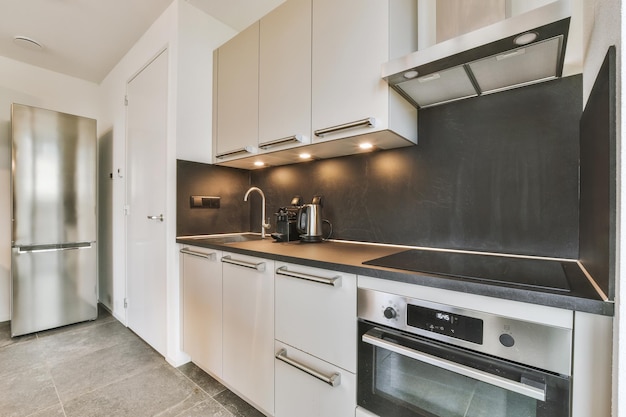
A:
383 0 571 109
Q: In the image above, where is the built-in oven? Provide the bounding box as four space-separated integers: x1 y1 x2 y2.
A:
357 288 572 417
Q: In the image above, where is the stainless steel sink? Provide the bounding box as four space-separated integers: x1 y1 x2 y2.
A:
183 232 266 245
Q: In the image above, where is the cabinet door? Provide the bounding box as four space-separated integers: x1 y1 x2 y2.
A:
215 22 259 157
181 247 222 378
275 263 357 373
311 0 389 141
222 253 274 415
275 341 356 417
259 0 312 149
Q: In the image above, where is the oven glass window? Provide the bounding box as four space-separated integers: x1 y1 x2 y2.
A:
374 346 538 417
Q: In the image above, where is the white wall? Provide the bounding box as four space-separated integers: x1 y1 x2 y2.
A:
580 1 622 416
0 57 99 322
97 0 234 365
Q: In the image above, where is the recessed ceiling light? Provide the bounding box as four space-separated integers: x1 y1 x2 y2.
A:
13 36 43 51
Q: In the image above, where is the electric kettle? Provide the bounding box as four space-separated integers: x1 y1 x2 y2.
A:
296 195 329 243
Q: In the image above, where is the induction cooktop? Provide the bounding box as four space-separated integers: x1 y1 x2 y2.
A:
363 249 572 292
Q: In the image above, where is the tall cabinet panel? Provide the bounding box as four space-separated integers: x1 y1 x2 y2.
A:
259 0 312 149
215 22 259 158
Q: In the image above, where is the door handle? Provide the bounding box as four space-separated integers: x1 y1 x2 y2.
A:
147 214 164 222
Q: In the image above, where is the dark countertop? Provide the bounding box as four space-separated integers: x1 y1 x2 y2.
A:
176 236 614 316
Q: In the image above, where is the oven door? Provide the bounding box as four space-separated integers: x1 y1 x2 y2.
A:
357 321 570 417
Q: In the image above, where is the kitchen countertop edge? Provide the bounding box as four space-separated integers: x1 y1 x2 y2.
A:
176 237 614 316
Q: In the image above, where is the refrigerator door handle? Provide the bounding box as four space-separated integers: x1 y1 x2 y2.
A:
16 242 93 254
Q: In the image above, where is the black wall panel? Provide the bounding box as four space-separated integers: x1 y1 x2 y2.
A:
178 75 582 259
176 160 249 236
579 46 616 299
251 75 582 258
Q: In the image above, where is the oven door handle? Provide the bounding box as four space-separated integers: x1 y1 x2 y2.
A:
363 328 546 402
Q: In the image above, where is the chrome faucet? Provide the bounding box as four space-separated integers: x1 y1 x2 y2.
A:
244 186 271 238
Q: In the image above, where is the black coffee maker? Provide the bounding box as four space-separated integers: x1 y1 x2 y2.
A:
271 196 302 242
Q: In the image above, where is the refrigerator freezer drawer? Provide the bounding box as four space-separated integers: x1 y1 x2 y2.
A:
11 243 97 336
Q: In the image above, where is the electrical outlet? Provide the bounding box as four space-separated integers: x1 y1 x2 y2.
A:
190 196 220 209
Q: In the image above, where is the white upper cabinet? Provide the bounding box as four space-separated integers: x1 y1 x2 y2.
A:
214 0 418 168
311 0 417 143
258 0 312 151
215 22 259 159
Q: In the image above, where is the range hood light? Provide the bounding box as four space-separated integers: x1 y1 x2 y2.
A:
514 32 539 45
418 73 441 83
299 152 312 159
403 70 419 79
359 143 374 150
254 161 265 167
496 48 526 61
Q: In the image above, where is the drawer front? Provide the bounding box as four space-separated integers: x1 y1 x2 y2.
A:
275 341 356 417
275 262 356 372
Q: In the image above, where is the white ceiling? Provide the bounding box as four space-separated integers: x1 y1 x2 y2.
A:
0 0 283 84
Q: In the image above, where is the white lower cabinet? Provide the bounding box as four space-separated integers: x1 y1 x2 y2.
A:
222 252 275 415
275 341 356 417
180 246 222 378
274 262 357 417
275 262 357 372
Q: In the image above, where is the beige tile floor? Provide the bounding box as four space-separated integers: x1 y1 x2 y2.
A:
0 306 264 417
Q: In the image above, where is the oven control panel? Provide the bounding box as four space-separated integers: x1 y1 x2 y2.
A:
357 287 573 376
407 304 483 344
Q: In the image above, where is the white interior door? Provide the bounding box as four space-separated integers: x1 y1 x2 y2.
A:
125 49 168 355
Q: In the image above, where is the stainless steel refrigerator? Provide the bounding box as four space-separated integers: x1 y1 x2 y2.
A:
11 103 97 337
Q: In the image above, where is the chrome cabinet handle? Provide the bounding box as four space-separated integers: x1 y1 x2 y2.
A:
221 255 266 272
275 348 341 387
362 328 546 401
275 266 341 287
180 248 216 260
314 117 377 137
259 134 305 150
215 146 257 159
147 214 164 222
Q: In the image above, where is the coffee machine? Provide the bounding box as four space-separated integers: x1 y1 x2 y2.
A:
271 196 302 242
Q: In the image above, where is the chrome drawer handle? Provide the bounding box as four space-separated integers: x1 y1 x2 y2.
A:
147 214 164 222
221 255 265 272
259 134 305 149
314 117 377 137
362 328 546 401
180 248 216 260
275 348 341 387
275 266 341 287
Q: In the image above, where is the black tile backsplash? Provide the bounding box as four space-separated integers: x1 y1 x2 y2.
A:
176 161 249 236
178 75 582 259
